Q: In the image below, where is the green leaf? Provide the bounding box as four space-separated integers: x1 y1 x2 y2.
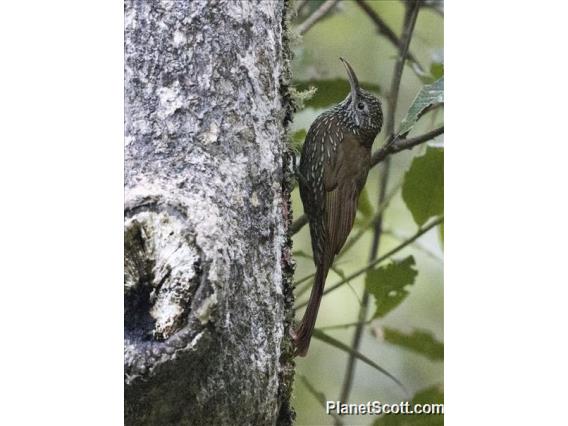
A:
430 62 444 80
366 256 418 318
398 77 443 137
294 79 381 109
429 49 444 81
357 187 374 220
412 385 444 406
402 146 444 227
381 327 444 361
312 329 408 397
373 385 444 426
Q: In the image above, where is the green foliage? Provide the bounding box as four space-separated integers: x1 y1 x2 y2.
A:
293 79 381 109
402 147 444 227
373 385 444 426
411 51 443 84
366 256 418 318
398 77 444 137
382 327 444 361
430 62 444 80
289 2 443 423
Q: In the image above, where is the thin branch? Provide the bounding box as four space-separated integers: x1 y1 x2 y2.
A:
296 0 340 36
354 0 426 75
295 216 443 310
386 3 420 138
371 125 444 167
290 213 308 234
318 318 374 331
294 271 315 288
382 228 443 263
338 2 422 403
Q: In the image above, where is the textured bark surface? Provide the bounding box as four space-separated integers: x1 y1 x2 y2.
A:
124 1 295 424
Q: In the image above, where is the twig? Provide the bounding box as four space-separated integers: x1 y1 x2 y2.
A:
290 213 308 234
319 318 374 331
382 228 443 263
371 125 444 167
338 1 421 404
386 3 420 137
295 216 442 310
296 0 340 36
354 0 426 75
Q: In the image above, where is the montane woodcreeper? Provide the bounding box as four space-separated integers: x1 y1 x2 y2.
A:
292 58 383 356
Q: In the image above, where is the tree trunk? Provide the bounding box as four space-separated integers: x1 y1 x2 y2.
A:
124 1 295 424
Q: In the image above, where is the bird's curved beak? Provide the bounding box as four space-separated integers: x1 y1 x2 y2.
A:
340 57 360 105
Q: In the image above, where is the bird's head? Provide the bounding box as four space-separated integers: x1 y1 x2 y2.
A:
339 57 383 138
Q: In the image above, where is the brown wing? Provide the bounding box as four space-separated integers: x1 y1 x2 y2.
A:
324 133 371 256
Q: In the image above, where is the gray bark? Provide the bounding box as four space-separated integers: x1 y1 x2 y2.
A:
124 1 295 424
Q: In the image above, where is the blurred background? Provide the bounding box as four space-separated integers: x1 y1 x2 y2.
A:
289 1 444 424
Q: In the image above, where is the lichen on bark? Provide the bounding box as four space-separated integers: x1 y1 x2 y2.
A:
124 0 295 424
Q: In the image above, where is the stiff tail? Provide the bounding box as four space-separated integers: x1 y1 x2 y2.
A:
292 261 331 356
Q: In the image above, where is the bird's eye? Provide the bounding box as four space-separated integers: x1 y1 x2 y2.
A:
357 102 365 110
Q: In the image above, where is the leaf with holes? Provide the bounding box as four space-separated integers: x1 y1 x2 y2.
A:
294 79 381 109
402 146 444 227
397 77 443 137
366 256 418 318
380 327 444 361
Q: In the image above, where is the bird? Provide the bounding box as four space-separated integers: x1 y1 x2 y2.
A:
292 58 383 356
